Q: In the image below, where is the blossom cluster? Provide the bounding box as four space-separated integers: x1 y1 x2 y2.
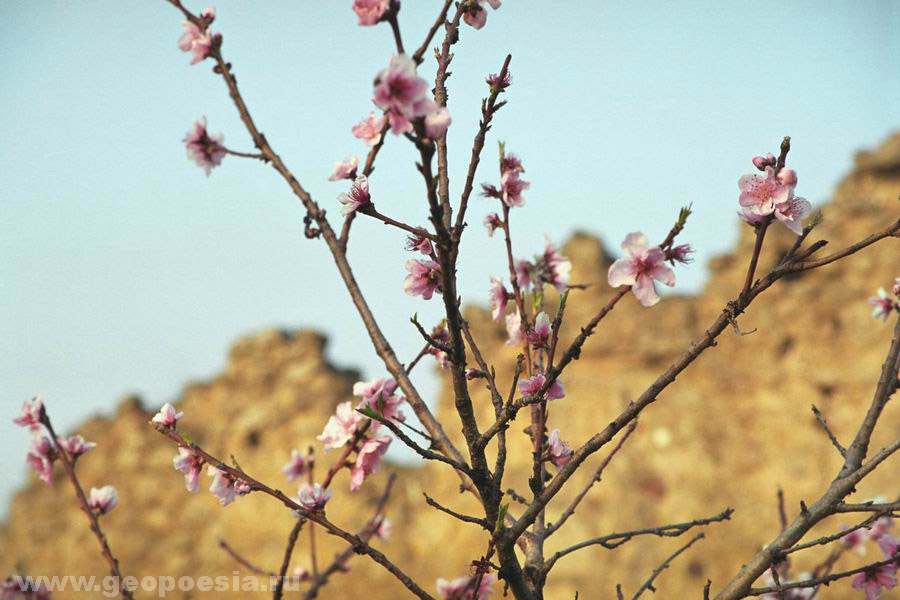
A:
738 155 811 234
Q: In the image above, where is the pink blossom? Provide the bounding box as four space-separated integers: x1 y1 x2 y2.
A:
352 0 390 25
505 311 523 346
852 566 897 600
541 239 571 291
177 21 214 65
486 70 512 92
501 153 523 176
354 377 406 423
739 208 770 226
88 486 118 515
738 166 792 216
880 535 899 558
297 483 332 511
425 107 452 139
350 435 392 491
173 447 203 492
665 244 694 265
778 168 798 187
151 403 184 428
774 196 812 235
184 117 226 176
57 435 96 459
282 448 313 483
199 6 216 23
869 517 894 541
338 175 372 216
207 466 251 506
373 55 435 135
515 259 533 290
26 436 56 485
518 373 564 400
13 396 44 432
843 526 869 555
489 277 508 321
607 232 676 307
462 0 501 30
501 171 529 208
352 112 387 147
328 156 359 181
436 573 495 599
869 288 897 321
376 517 392 540
752 153 776 171
404 259 442 300
405 234 433 256
547 429 573 468
484 213 502 237
318 401 363 450
527 312 552 349
428 326 451 369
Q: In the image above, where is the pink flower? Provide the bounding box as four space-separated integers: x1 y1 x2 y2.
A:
541 239 571 291
486 70 512 92
774 196 812 235
527 312 551 349
352 112 387 147
338 175 372 216
151 403 184 428
57 435 96 459
880 535 899 558
26 436 56 485
501 171 529 208
547 429 573 468
843 526 869 555
752 153 776 171
177 21 214 65
404 259 442 299
282 448 313 483
428 326 451 369
376 517 392 540
665 244 694 265
484 214 502 237
425 107 452 139
501 153 523 176
318 401 363 450
373 55 435 135
200 6 216 23
518 373 564 400
738 166 792 216
354 377 406 423
184 117 226 176
88 486 118 515
352 0 390 25
297 483 331 511
778 168 798 187
328 156 359 181
173 447 204 492
436 573 495 599
350 435 391 491
489 277 508 321
515 259 533 290
405 234 433 256
13 396 44 432
869 288 896 321
462 0 501 30
607 232 676 307
207 466 250 506
739 209 770 226
852 566 897 600
869 517 894 541
505 311 523 346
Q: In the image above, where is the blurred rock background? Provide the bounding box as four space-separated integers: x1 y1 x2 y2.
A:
2 134 898 598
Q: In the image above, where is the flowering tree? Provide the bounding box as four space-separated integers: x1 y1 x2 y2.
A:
7 2 900 599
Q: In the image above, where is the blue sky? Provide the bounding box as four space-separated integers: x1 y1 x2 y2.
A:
2 1 898 514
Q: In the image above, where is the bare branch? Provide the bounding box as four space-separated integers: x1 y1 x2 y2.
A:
811 404 846 457
632 533 706 599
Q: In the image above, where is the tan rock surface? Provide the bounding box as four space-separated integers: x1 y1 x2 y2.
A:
2 134 899 599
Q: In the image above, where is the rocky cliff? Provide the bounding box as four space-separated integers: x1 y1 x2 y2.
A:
2 134 899 599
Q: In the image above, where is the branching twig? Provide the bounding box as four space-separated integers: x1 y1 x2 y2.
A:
631 533 706 599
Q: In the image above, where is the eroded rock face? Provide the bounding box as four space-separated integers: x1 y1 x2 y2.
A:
2 134 899 599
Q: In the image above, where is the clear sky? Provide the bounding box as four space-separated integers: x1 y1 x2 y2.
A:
2 1 898 515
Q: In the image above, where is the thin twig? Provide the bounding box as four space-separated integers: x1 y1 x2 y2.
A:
811 404 846 457
273 519 306 600
632 533 706 599
219 540 276 576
